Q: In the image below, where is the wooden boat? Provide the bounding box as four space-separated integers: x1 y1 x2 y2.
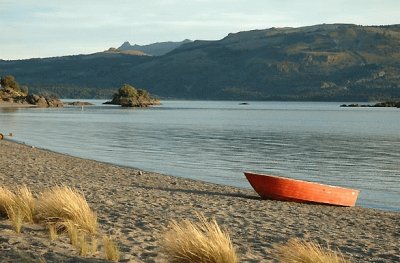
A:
244 172 359 206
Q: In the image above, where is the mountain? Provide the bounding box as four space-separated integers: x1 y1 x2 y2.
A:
104 47 148 56
1 24 400 100
117 39 192 56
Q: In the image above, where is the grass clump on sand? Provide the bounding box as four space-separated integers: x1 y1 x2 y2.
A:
274 238 351 263
103 235 120 262
1 185 36 233
36 186 97 235
161 215 238 263
5 205 24 233
14 185 36 223
47 223 59 241
0 186 16 217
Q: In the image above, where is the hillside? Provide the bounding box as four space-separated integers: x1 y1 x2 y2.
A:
117 39 192 56
1 24 400 100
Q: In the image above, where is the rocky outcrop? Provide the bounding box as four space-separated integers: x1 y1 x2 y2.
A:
64 101 94 106
0 87 27 104
0 93 63 108
25 94 63 108
1 75 63 108
104 84 160 107
340 101 400 108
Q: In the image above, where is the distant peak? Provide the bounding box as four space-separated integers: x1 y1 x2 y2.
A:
116 39 193 56
119 41 132 49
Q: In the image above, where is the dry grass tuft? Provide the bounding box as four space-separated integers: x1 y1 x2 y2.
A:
14 184 36 223
5 205 24 233
1 185 36 232
62 220 79 246
103 235 120 262
78 232 90 257
0 186 16 217
47 223 59 241
161 215 238 263
274 238 351 263
36 186 97 234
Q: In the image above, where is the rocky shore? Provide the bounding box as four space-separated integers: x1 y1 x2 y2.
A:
0 139 399 262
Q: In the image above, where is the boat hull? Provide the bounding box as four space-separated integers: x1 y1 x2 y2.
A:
244 172 359 207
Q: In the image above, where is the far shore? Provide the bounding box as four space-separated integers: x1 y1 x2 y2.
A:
0 139 399 262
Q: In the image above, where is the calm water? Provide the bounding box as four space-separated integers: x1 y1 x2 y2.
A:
1 100 399 212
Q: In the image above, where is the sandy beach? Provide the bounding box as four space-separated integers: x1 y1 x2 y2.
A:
0 139 399 262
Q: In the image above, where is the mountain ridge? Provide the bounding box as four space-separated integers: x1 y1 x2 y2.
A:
1 24 400 101
117 39 192 56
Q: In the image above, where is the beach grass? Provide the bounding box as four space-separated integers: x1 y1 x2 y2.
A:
5 204 24 233
78 232 90 257
62 220 79 246
161 215 238 263
103 235 120 262
14 185 36 223
274 238 351 263
47 223 59 241
0 186 16 217
36 186 97 234
1 185 35 232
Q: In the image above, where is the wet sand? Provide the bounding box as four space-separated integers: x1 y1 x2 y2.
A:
0 139 399 262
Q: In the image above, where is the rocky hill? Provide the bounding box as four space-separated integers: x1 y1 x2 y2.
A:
1 24 400 101
0 75 63 107
117 39 192 56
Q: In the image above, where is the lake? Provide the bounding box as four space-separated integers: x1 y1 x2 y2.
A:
1 100 399 211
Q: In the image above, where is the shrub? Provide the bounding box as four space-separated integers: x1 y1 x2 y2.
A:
161 215 238 263
273 238 351 263
0 75 21 92
118 84 137 98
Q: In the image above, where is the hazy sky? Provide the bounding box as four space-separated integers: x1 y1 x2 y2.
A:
1 0 399 60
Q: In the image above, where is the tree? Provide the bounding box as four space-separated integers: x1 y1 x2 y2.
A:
137 89 150 100
20 85 29 95
118 84 137 98
0 75 20 92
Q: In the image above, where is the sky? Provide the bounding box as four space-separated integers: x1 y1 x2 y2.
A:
1 0 399 60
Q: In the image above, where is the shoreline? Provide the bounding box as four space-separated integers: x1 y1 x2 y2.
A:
0 101 37 108
0 139 399 262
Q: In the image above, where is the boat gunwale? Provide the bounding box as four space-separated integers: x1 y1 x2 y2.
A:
244 171 359 193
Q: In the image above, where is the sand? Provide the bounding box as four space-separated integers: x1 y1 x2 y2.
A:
0 139 399 262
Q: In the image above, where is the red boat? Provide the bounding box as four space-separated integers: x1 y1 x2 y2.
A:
244 172 359 207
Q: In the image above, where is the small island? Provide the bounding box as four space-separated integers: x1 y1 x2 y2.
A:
0 75 63 108
340 101 400 108
104 84 160 107
64 101 95 106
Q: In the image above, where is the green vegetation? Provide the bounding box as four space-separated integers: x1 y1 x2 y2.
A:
105 84 159 107
0 75 29 96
